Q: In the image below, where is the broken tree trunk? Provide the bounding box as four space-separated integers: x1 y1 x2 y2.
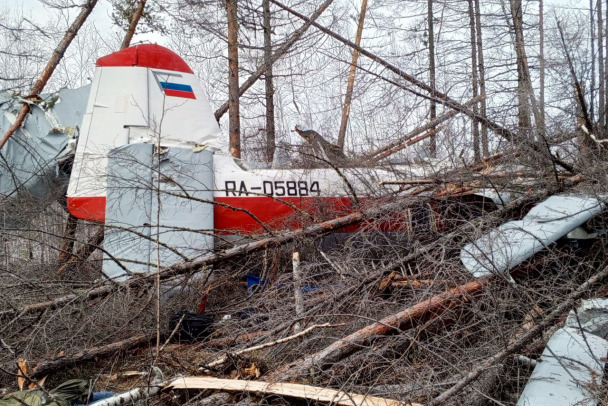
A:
0 0 99 150
214 0 335 121
169 377 418 406
55 225 104 277
272 278 490 381
58 214 79 263
429 262 608 405
30 334 149 379
292 251 304 332
337 0 368 150
120 0 147 49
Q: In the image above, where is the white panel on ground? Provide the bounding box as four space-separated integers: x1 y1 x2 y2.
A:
517 327 608 406
461 195 604 278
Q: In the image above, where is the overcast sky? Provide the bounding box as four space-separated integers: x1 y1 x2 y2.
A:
5 0 593 43
5 0 164 45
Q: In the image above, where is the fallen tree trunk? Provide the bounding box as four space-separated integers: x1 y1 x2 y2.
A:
272 278 490 381
169 377 419 406
30 334 149 379
429 261 608 405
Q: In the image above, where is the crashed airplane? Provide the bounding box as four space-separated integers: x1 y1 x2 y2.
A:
2 44 608 406
0 44 501 280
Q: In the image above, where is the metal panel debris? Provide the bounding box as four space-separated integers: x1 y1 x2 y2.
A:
0 87 89 225
461 195 604 278
517 326 608 406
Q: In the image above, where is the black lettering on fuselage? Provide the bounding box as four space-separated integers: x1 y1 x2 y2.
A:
238 181 248 196
225 181 237 196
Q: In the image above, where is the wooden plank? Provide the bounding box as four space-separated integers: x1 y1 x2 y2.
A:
168 377 419 406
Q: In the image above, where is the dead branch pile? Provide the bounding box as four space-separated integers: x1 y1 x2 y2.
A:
1 164 607 406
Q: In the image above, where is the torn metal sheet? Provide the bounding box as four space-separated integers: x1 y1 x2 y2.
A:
517 327 608 406
0 87 89 226
518 299 608 405
565 298 608 341
103 144 214 280
461 195 604 278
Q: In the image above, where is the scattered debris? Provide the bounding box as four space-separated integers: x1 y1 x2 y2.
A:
517 298 608 406
461 195 605 277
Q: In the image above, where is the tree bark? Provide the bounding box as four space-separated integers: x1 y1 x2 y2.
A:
599 0 605 136
31 334 149 378
473 0 489 156
215 0 335 121
120 0 147 50
539 0 546 135
55 225 105 277
292 252 304 332
263 0 276 164
58 214 78 263
468 0 481 162
428 0 437 158
605 0 608 135
510 0 532 140
0 0 99 150
226 0 241 158
337 0 368 151
591 0 597 122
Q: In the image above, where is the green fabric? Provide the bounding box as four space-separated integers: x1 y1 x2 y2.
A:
0 390 61 406
0 379 89 406
49 380 89 405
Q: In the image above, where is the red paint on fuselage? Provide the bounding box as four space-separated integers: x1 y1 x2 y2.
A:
213 196 408 235
66 195 423 236
67 196 106 222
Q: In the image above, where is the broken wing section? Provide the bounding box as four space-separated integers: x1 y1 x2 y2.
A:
461 195 605 278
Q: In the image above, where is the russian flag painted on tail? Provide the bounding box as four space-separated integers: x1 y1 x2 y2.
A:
160 81 196 99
